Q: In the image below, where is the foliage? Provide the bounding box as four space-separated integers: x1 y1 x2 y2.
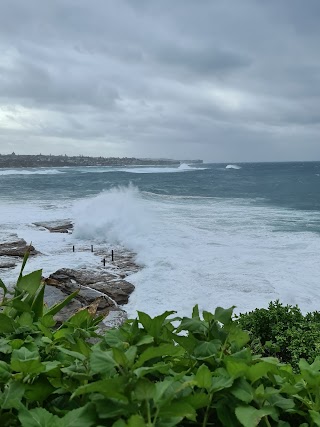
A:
1 256 320 425
236 300 320 370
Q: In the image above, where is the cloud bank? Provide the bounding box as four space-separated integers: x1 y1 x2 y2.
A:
0 0 320 161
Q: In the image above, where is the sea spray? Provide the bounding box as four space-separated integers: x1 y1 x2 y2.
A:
72 185 153 258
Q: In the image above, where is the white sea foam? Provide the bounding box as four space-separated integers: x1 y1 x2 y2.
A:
70 185 320 318
118 163 206 173
0 169 64 176
1 185 320 319
226 164 241 170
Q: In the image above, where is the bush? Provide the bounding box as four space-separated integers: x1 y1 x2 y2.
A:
236 300 320 370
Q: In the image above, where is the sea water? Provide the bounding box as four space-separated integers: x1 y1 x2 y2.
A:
1 162 320 317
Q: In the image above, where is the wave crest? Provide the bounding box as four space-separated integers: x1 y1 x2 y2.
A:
0 169 64 176
226 164 241 170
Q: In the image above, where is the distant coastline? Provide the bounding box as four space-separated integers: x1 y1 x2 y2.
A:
0 153 203 168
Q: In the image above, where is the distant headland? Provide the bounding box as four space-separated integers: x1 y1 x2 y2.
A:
0 153 203 168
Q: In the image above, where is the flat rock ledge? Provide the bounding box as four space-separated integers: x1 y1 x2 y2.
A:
0 231 140 330
44 267 136 329
33 220 73 233
0 238 38 269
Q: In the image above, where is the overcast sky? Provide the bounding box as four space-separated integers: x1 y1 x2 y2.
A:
1 0 320 161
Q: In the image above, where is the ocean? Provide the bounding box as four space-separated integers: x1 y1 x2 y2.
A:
1 161 320 318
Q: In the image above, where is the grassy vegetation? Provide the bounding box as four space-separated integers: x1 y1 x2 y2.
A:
1 252 320 426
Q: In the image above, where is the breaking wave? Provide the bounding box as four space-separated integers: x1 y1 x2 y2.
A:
226 164 241 170
0 169 64 176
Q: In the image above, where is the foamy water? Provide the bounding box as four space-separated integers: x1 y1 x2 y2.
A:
72 187 320 317
0 169 64 175
1 163 320 317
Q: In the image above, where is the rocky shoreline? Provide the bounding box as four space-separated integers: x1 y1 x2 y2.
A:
0 221 140 329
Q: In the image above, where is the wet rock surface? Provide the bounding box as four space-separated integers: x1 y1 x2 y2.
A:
48 268 135 305
0 256 18 269
0 229 140 329
0 238 38 257
44 254 140 328
33 220 73 233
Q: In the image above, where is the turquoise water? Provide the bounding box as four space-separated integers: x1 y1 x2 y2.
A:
1 162 320 316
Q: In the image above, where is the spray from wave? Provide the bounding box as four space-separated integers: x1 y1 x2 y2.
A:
72 185 153 257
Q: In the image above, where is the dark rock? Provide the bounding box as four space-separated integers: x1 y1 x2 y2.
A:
0 257 18 269
92 281 135 304
102 308 128 329
49 268 116 286
48 268 135 305
0 239 37 257
33 220 73 233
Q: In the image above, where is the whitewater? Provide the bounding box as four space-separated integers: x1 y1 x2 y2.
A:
1 162 320 317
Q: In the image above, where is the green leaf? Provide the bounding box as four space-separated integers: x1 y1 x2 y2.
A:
229 325 250 348
72 378 128 402
0 338 11 354
214 306 235 325
60 404 96 427
192 305 200 319
18 311 33 327
268 394 295 410
134 378 156 401
138 310 175 339
11 298 32 313
211 375 234 392
310 410 320 426
159 401 196 421
17 248 30 282
202 310 214 322
112 420 127 427
134 362 171 378
127 415 146 427
195 364 212 389
95 400 128 419
90 348 116 375
231 379 253 403
18 407 59 427
135 344 184 367
17 269 42 298
40 314 56 329
136 335 154 346
183 392 209 410
31 284 45 319
176 317 207 335
225 359 249 379
194 340 220 359
0 313 16 333
24 377 55 402
125 345 137 366
112 347 128 367
11 347 44 375
0 361 11 381
154 379 175 403
57 346 87 361
0 381 25 410
0 277 8 296
246 361 279 383
67 309 91 327
235 406 277 427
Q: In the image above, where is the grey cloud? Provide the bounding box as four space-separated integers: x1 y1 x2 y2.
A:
0 0 320 161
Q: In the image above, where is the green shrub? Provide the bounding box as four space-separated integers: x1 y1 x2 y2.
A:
236 300 320 370
1 255 320 426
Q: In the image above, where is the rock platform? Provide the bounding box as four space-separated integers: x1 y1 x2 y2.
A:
0 222 140 329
